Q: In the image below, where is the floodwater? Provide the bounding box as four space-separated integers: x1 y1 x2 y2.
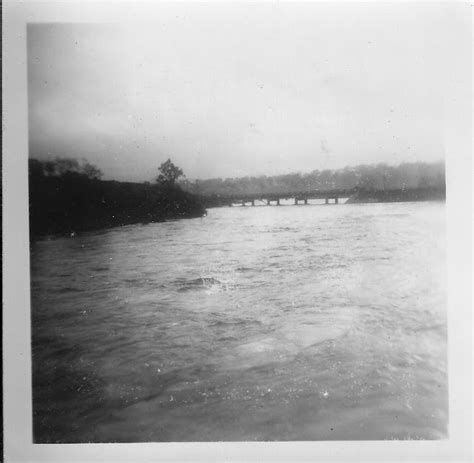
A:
30 201 447 442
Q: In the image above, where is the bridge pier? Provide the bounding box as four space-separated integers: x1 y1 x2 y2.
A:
225 190 350 207
294 198 308 205
241 200 256 207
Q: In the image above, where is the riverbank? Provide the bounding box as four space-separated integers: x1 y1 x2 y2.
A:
29 175 206 239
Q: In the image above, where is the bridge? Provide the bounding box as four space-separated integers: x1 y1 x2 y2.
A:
215 188 357 207
199 186 446 208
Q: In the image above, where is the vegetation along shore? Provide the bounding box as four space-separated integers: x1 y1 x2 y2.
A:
29 158 445 238
29 158 206 239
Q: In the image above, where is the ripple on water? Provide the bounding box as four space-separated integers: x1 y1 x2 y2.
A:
30 202 447 442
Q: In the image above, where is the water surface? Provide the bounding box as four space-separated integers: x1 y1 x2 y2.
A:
31 201 447 442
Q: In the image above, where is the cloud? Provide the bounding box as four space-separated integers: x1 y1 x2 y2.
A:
27 4 453 181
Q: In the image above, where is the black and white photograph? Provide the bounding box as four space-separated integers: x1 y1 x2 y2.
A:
3 0 472 460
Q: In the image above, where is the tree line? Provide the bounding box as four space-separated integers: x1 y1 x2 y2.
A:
179 161 445 197
28 157 445 236
29 158 205 238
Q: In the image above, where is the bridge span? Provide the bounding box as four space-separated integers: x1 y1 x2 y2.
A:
199 186 446 208
221 188 356 207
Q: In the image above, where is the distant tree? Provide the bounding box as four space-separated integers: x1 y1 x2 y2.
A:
28 159 45 178
54 158 81 176
28 157 103 180
173 161 447 196
82 161 103 180
156 158 184 187
43 160 56 176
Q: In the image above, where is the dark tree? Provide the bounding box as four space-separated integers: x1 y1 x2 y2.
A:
28 157 103 179
156 158 184 187
82 162 103 180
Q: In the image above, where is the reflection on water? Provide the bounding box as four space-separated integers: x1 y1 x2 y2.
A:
31 201 447 442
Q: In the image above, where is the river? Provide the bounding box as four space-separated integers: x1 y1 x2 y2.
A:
30 201 447 442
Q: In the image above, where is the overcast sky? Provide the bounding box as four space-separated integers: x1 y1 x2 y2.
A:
28 3 456 182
